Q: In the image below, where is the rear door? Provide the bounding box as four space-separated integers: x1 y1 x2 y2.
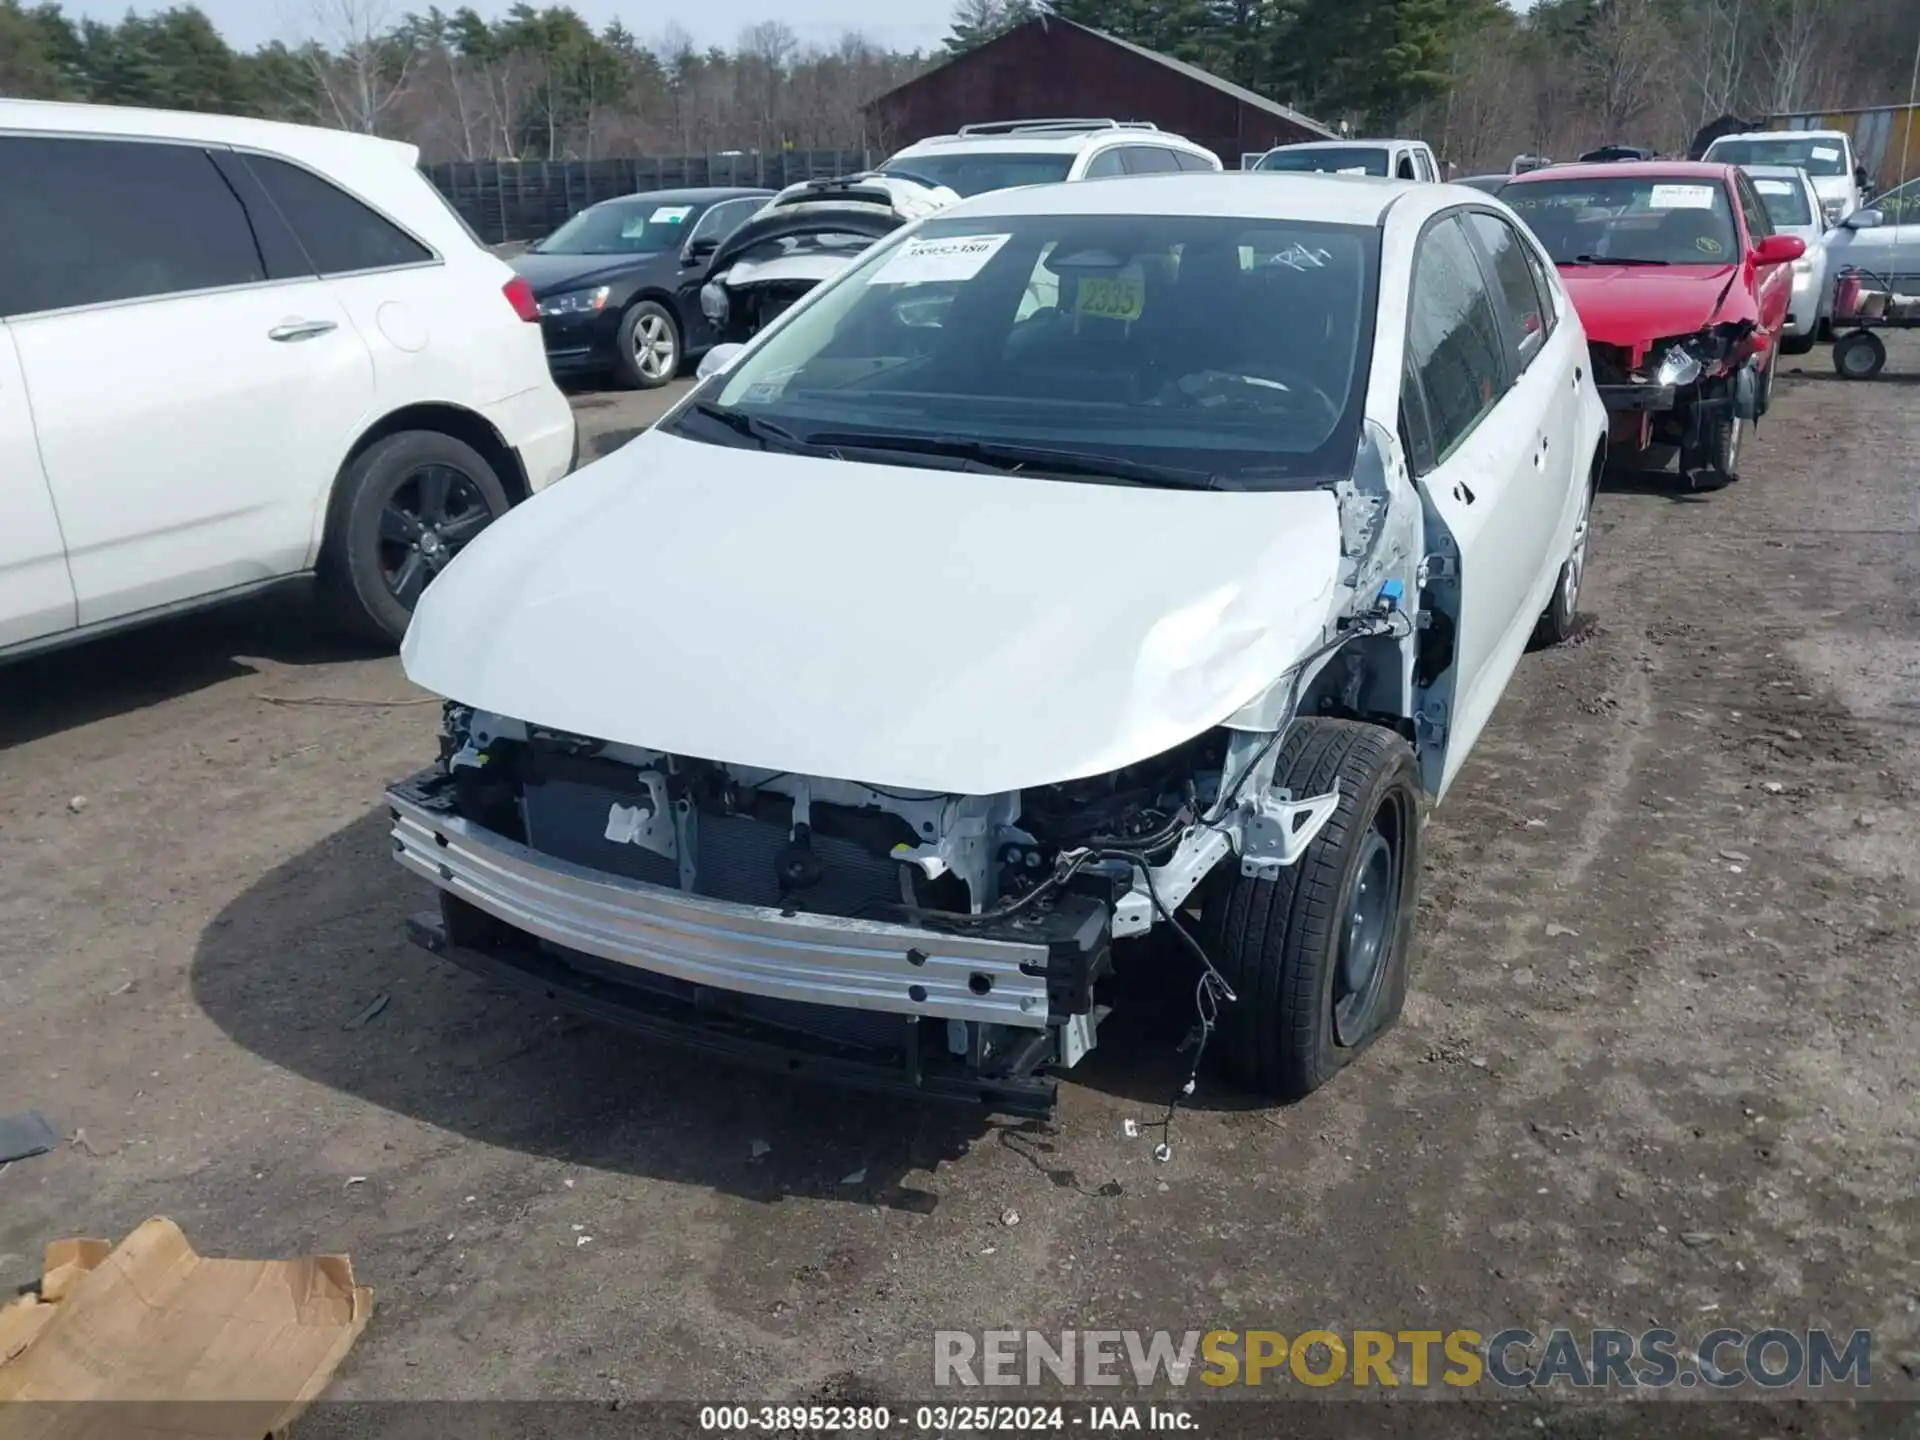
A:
0 133 373 626
0 322 74 650
1400 213 1558 796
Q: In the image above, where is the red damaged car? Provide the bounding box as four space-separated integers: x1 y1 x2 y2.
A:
1499 161 1804 491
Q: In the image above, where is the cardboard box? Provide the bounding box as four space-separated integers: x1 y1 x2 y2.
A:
0 1217 372 1439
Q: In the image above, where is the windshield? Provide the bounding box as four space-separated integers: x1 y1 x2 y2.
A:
881 153 1073 197
538 198 701 255
1257 146 1390 177
1750 174 1814 227
1500 175 1740 265
1705 137 1847 177
668 212 1379 489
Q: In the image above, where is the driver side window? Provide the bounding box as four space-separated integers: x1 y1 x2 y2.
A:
1403 214 1510 473
1734 176 1773 242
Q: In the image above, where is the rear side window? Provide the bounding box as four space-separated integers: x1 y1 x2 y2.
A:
1405 214 1509 468
0 135 266 316
1122 146 1180 174
242 153 433 275
1173 150 1214 172
1083 149 1126 179
1465 211 1549 371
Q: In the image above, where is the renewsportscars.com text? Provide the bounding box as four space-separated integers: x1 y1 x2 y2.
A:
933 1328 1873 1390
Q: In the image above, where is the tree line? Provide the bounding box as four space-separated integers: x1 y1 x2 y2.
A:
1 0 1914 172
0 0 926 159
952 0 1920 172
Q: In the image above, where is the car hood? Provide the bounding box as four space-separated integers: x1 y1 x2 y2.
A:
401 430 1344 795
1557 263 1738 345
1809 175 1853 203
511 250 670 296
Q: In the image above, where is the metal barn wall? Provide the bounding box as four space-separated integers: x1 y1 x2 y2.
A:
868 24 1321 163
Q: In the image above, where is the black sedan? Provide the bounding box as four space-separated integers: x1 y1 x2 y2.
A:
511 186 772 389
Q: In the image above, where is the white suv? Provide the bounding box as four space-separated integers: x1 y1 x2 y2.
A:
1251 138 1441 181
882 119 1222 195
0 100 578 657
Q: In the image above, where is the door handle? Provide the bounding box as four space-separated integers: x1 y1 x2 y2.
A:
268 319 338 342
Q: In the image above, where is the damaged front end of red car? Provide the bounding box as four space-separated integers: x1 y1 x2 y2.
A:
1591 318 1761 489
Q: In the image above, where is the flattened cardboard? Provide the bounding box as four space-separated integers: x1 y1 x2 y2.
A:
0 1216 372 1439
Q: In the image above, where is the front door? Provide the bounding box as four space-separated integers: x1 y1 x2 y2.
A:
1400 213 1565 797
675 197 766 354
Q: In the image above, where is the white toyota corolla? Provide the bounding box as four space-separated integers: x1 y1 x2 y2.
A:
387 172 1607 1116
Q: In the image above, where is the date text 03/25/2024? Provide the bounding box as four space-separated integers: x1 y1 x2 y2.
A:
698 1404 1194 1432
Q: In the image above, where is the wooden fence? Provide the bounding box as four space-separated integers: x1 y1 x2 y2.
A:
424 152 875 243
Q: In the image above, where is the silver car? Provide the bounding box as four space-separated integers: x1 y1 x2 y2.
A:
1743 163 1830 354
1823 173 1920 297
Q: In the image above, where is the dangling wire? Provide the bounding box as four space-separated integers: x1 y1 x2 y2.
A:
1098 846 1238 1163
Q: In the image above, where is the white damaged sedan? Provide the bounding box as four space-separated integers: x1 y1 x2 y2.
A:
388 173 1607 1115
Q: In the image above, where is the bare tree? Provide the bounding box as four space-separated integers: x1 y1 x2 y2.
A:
296 0 414 135
1579 0 1665 143
1758 0 1833 114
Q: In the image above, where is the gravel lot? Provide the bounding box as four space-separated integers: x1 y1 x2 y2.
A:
2 357 1916 1418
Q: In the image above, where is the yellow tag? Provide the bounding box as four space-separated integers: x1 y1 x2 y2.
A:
1076 274 1145 321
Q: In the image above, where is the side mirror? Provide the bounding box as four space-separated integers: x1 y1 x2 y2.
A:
683 235 720 266
696 343 744 380
1844 208 1885 231
1752 234 1806 266
1855 165 1871 188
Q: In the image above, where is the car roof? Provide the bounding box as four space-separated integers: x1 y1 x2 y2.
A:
934 171 1418 226
592 186 773 206
1710 129 1847 143
894 126 1209 157
1276 138 1424 148
1505 159 1733 185
0 96 422 170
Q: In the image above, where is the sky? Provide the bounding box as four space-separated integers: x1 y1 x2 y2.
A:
58 0 959 55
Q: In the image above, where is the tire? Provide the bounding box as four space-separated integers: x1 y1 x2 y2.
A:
1204 719 1424 1101
1681 403 1740 491
1832 329 1886 380
1533 470 1593 648
1780 334 1816 356
323 430 511 645
614 299 681 389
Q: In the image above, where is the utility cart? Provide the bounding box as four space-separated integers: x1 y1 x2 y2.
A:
1828 265 1920 380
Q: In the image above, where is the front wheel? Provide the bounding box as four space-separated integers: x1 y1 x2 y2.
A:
1681 403 1740 491
615 300 681 390
1205 720 1424 1101
323 431 511 645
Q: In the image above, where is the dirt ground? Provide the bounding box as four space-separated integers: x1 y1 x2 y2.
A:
2 353 1917 1418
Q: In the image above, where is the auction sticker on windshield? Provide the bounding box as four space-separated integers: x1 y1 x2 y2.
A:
1649 184 1716 210
651 206 693 223
871 234 1011 285
1755 179 1795 195
1812 146 1840 161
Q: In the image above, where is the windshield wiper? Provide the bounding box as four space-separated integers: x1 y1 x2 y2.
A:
685 401 811 452
803 430 1229 490
1570 254 1671 266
